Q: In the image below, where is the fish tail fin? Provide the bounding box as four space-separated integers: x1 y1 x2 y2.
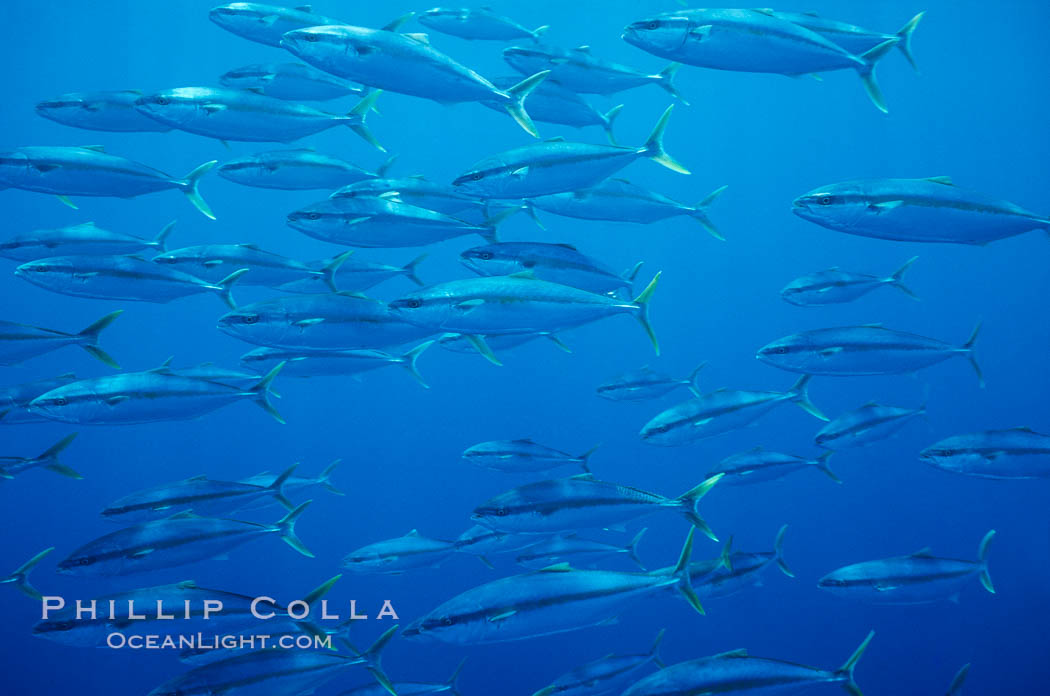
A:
400 340 434 388
2 547 54 600
446 658 468 696
153 220 177 252
962 321 984 387
656 62 688 104
602 104 624 145
631 272 661 355
977 529 995 594
815 450 841 483
503 70 550 138
40 433 82 479
276 500 313 557
896 12 925 73
77 310 123 368
649 628 666 668
856 39 898 114
686 361 707 397
675 473 722 541
790 375 828 421
670 528 704 614
691 184 729 240
620 261 644 284
214 268 248 309
318 459 344 495
376 154 398 178
320 251 353 293
347 91 385 151
642 105 690 174
482 206 519 241
626 527 647 570
946 663 971 696
268 463 298 510
835 631 874 696
885 255 920 299
249 361 285 424
361 625 400 696
530 25 550 42
773 524 795 578
576 444 601 473
178 160 217 220
402 253 427 286
465 334 503 366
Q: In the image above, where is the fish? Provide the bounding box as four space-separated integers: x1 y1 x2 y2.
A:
240 342 433 387
437 331 571 364
622 9 898 112
134 87 383 150
287 195 505 247
485 77 623 144
402 529 707 644
418 8 548 42
516 529 648 570
640 375 827 446
315 254 426 292
389 272 662 358
471 472 722 540
0 373 79 424
503 44 683 99
56 503 314 576
0 220 175 261
451 106 689 199
0 310 121 367
332 176 493 222
0 433 80 481
343 529 457 574
757 324 984 385
218 149 395 190
36 90 173 132
708 447 839 484
816 402 926 449
154 244 350 293
527 179 727 239
453 524 544 568
28 362 285 425
793 177 1050 244
596 363 705 402
147 626 399 696
0 146 215 218
818 531 996 604
462 439 600 473
237 460 344 511
1 547 53 599
338 660 465 696
281 24 550 136
782 256 919 306
219 294 435 351
761 11 924 72
209 2 351 48
460 242 642 296
919 427 1050 480
220 62 367 101
100 465 297 522
620 631 874 696
532 629 665 696
682 527 795 599
16 255 246 308
33 575 339 647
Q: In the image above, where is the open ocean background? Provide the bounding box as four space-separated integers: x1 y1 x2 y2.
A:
1 1 1048 694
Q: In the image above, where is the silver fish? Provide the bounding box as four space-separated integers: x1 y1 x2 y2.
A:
816 402 926 449
708 447 839 484
781 257 919 306
338 660 464 696
685 527 795 599
240 342 432 386
920 427 1050 480
763 11 924 71
460 242 641 296
486 77 622 143
218 149 394 190
209 2 350 48
343 529 457 575
597 363 704 402
220 62 366 101
0 433 80 481
154 244 349 293
0 310 121 368
818 531 996 604
532 629 665 696
36 89 173 132
418 8 548 42
516 529 648 570
503 44 683 98
0 373 79 424
462 439 600 473
437 331 571 365
0 220 174 261
237 460 344 512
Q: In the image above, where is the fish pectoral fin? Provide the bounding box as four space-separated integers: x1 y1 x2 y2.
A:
129 548 155 559
909 547 934 557
32 163 61 173
203 259 225 267
925 175 955 186
259 14 279 26
294 318 325 328
487 609 517 622
688 24 713 41
868 200 904 213
344 217 371 226
74 272 100 281
691 417 714 426
453 299 486 313
403 32 431 45
105 396 130 406
202 103 228 114
510 166 530 179
538 562 573 572
873 583 899 592
818 347 844 357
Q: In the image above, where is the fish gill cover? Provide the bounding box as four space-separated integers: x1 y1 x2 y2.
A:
0 1 1048 695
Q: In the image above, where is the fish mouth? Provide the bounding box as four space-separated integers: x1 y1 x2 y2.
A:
401 625 422 639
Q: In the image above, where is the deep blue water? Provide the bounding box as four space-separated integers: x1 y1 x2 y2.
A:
1 1 1048 694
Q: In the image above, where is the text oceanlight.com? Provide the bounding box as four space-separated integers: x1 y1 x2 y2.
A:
106 633 334 650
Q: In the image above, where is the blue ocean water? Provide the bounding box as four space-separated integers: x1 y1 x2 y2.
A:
1 1 1048 694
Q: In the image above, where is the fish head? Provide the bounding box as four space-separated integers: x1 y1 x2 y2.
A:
470 488 525 530
639 410 681 445
816 567 870 597
342 548 384 571
282 25 372 68
286 199 360 238
15 258 75 286
755 334 816 372
388 287 457 328
216 156 268 184
29 383 104 424
792 183 867 231
452 156 518 198
219 64 269 90
502 46 552 74
31 617 81 641
209 3 285 33
35 92 88 123
0 149 32 187
418 9 468 29
134 88 207 126
459 245 519 276
402 600 481 644
622 15 692 54
55 548 103 576
217 301 286 343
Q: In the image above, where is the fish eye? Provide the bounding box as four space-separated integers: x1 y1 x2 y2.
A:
240 314 260 325
775 347 787 354
155 96 169 106
53 397 68 406
56 621 74 631
307 212 321 221
31 265 49 272
404 298 423 309
819 196 833 205
303 33 320 42
496 506 507 517
76 557 93 566
478 252 493 260
441 616 454 626
470 173 483 181
646 21 660 30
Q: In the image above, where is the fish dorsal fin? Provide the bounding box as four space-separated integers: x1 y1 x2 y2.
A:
184 475 208 482
168 511 199 520
751 8 775 16
79 144 106 152
910 547 934 558
1010 426 1036 433
553 243 577 250
569 473 596 481
508 271 536 280
925 175 955 186
237 243 260 250
406 528 420 537
748 445 764 453
573 45 591 54
859 322 884 328
543 136 566 143
714 649 749 659
176 580 198 589
295 4 313 11
824 266 840 272
403 32 430 45
861 401 880 408
539 562 573 572
511 438 537 445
